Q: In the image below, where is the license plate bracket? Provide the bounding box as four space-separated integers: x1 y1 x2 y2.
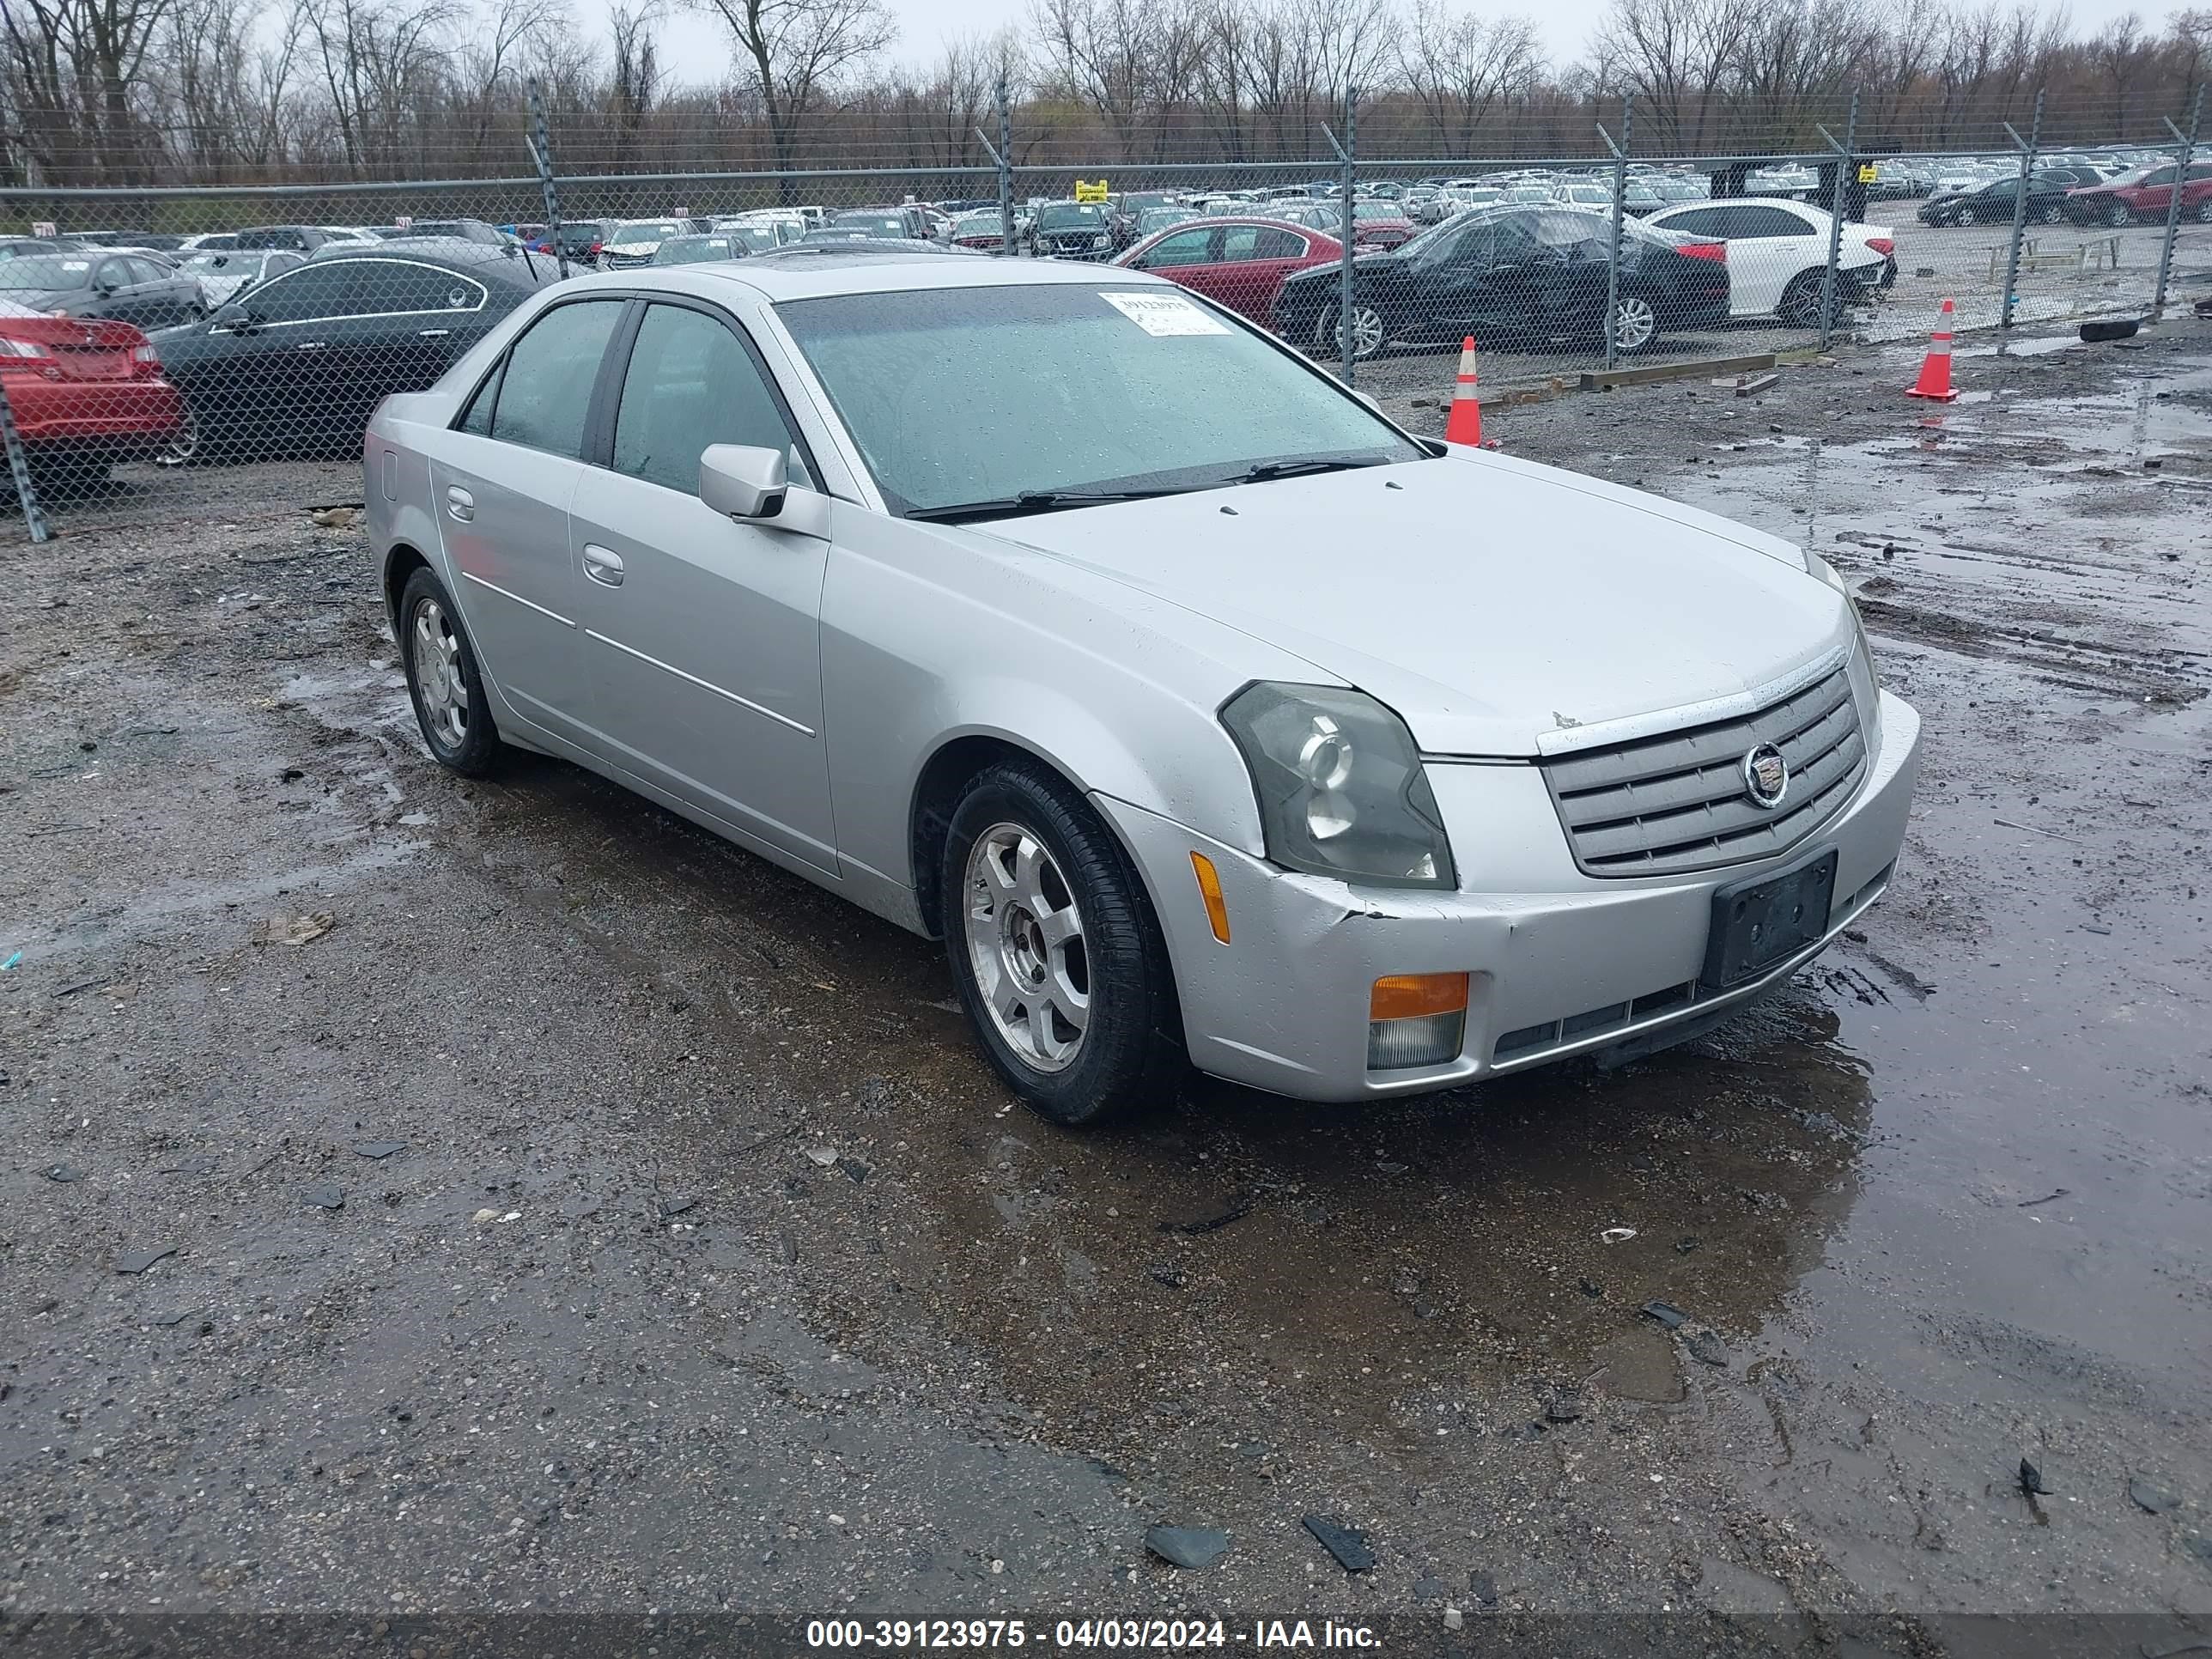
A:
1700 847 1839 990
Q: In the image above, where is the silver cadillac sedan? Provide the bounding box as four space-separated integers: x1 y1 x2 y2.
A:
365 246 1921 1126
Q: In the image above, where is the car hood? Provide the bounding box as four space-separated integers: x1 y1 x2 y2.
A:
973 451 1849 756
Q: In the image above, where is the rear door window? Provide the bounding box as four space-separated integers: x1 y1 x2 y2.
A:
486 299 625 459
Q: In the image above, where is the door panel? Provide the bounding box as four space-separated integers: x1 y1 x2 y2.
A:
434 296 625 746
572 301 836 871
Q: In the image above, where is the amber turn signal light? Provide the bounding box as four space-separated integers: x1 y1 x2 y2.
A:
1370 972 1470 1021
1188 852 1231 945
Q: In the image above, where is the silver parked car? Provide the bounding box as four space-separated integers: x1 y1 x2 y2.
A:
366 246 1922 1125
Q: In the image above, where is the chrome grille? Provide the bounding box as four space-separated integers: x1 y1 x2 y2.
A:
1540 664 1866 878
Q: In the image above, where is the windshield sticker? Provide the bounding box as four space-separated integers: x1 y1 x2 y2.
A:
62 260 90 271
1101 290 1230 337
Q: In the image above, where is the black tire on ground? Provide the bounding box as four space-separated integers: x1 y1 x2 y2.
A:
398 565 503 778
2038 202 2063 225
2197 198 2212 224
1314 301 1386 362
939 760 1184 1127
1777 270 1839 328
2108 201 2132 228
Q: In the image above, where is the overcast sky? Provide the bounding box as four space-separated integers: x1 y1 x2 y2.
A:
596 0 2182 88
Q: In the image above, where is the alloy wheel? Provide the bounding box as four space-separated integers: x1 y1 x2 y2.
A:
1611 293 1657 351
410 597 470 750
963 823 1089 1073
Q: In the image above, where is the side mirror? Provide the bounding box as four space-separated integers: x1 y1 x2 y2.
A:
212 301 253 331
1352 390 1382 413
699 442 788 520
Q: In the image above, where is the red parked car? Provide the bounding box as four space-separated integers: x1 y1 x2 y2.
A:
0 303 187 483
1110 217 1345 328
2065 161 2212 227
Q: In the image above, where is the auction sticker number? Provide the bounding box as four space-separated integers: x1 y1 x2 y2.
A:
1100 291 1231 337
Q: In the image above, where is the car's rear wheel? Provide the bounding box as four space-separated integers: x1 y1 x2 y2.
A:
156 407 201 468
2038 202 2064 225
1777 270 1840 328
2107 200 2132 228
2197 198 2212 224
399 566 501 777
939 761 1182 1126
1609 291 1660 354
1315 301 1386 362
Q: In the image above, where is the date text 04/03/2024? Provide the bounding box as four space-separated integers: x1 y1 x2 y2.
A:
802 1619 1383 1649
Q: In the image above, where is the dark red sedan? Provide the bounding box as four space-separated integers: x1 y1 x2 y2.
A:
1109 217 1344 327
0 304 185 483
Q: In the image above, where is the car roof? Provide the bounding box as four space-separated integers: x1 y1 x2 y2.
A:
556 246 1174 302
304 238 554 285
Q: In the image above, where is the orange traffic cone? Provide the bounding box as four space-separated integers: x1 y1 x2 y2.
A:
1906 299 1958 403
1444 336 1484 445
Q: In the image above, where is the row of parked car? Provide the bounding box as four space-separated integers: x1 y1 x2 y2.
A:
1915 158 2212 227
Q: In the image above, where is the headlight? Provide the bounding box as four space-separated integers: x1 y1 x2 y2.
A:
1221 683 1456 890
1804 550 1877 675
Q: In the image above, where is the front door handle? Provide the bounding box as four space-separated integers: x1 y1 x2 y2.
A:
296 340 327 352
446 485 474 522
417 328 451 339
581 544 624 587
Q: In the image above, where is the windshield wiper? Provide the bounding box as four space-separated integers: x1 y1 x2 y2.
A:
905 486 1194 524
1232 457 1386 485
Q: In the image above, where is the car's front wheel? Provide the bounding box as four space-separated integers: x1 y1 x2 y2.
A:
940 761 1182 1126
399 566 501 776
2107 200 2133 228
2197 198 2212 224
2037 202 2064 225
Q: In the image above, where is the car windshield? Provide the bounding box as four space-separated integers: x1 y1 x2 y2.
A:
611 221 684 243
831 215 908 237
653 236 738 264
182 251 253 272
1038 204 1107 228
1350 202 1398 221
778 283 1422 517
0 256 93 289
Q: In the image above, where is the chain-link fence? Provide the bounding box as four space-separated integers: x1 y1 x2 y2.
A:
0 83 2204 538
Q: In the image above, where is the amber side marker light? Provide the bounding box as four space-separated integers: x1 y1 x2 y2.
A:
1368 972 1469 1070
1188 852 1231 945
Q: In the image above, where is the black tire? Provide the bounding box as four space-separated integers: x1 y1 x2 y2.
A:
2038 202 2063 225
398 565 502 777
2107 201 2132 228
939 760 1183 1127
2197 198 2212 225
1777 270 1838 328
1315 300 1386 362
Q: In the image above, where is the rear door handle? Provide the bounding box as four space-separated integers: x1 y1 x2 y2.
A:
581 544 624 587
296 340 327 352
446 485 474 522
417 328 451 339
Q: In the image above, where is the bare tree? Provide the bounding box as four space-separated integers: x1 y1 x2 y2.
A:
1398 0 1541 154
686 0 896 196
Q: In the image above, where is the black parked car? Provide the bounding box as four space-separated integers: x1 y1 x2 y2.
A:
0 250 206 329
1029 200 1118 259
152 240 556 462
1273 205 1730 361
1917 167 2106 227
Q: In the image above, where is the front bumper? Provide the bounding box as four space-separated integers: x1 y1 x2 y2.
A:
1098 688 1921 1103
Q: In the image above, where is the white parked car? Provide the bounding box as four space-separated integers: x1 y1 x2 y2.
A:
598 219 690 270
363 248 1920 1124
1644 198 1894 325
176 247 306 308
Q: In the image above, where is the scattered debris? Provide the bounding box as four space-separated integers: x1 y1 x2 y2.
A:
0 951 18 971
1468 1570 1498 1606
2128 1475 2180 1516
1143 1525 1230 1570
159 1154 218 1176
1578 1278 1603 1297
2078 317 2140 343
2020 1458 2053 1497
1303 1515 1376 1573
1686 1329 1730 1367
1545 1389 1585 1424
114 1247 179 1275
1600 1225 1638 1245
1674 1236 1701 1255
351 1140 406 1160
52 975 112 999
301 1182 343 1210
252 910 334 946
1442 1607 1463 1631
43 1163 85 1182
803 1146 839 1167
470 1207 501 1224
1413 1576 1449 1601
311 505 360 529
659 1195 698 1218
1161 1194 1255 1235
1994 817 2084 845
1149 1266 1186 1289
1640 1300 1688 1329
2018 1188 2069 1208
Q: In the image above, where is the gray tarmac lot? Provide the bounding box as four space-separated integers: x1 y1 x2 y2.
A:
3 314 2210 1656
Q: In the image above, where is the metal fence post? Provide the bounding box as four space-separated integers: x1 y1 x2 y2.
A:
2153 84 2204 318
1322 86 1358 383
1999 87 2045 330
0 378 53 544
526 79 569 280
1598 100 1632 373
1817 88 1860 354
996 76 1015 257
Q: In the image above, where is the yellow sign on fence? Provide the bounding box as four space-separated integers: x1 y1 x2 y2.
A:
1073 179 1110 203
1857 163 1880 183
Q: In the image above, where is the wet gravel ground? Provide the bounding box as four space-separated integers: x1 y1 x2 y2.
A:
3 319 2210 1655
